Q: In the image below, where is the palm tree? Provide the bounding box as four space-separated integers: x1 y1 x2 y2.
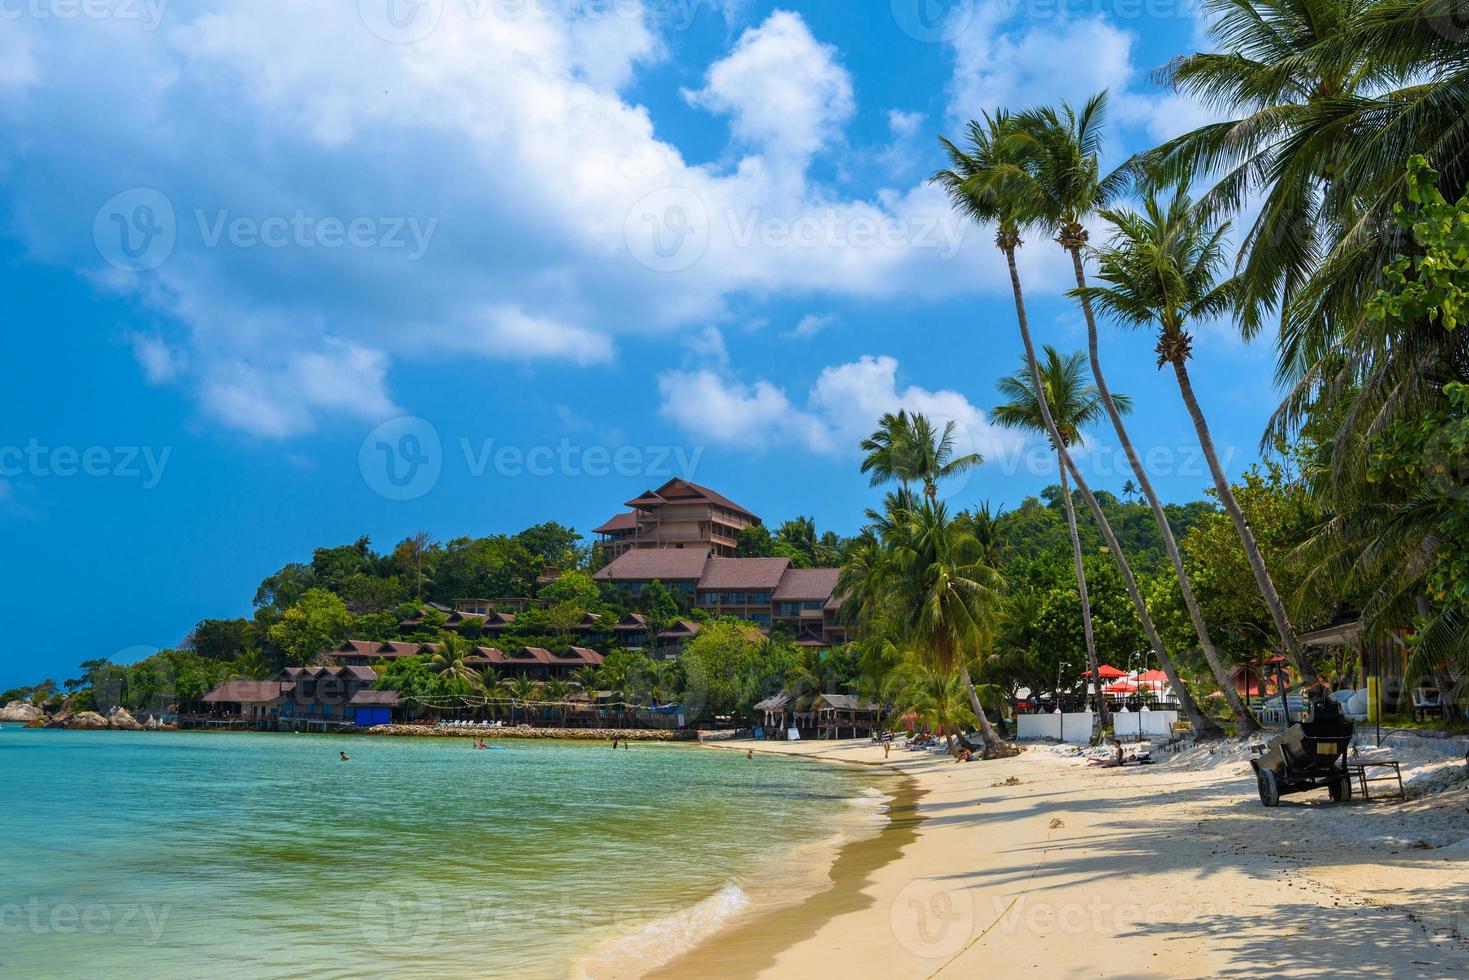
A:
1146 0 1469 456
429 635 480 717
1121 479 1140 502
888 659 979 756
473 666 501 720
505 675 539 725
542 677 573 727
860 410 984 502
994 345 1131 730
934 113 1224 738
1018 95 1260 730
1081 188 1317 684
864 496 1012 756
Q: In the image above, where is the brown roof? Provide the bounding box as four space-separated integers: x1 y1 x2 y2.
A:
202 680 286 703
594 511 638 533
614 613 649 630
505 647 556 664
563 647 606 665
698 558 790 591
624 478 759 522
483 612 516 628
465 647 507 665
338 665 380 682
329 640 423 660
592 547 710 582
773 568 841 602
658 620 701 639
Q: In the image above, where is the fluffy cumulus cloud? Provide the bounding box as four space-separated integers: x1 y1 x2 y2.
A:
683 11 854 166
944 0 1221 152
658 354 1021 469
1 2 1079 438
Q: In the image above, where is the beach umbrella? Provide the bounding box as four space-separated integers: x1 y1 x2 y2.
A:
1104 679 1138 694
1138 669 1169 683
1082 664 1127 679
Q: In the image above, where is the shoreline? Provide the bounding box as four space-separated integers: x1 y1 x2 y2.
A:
642 742 922 980
662 736 1469 978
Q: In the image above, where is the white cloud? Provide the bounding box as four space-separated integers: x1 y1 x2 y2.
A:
658 354 1022 465
199 340 400 438
684 10 854 167
2 5 1069 439
943 0 1220 150
784 313 837 339
129 333 186 384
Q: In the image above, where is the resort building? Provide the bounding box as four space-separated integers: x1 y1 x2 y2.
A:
192 666 402 729
593 549 851 648
465 645 604 679
328 640 431 666
594 478 761 560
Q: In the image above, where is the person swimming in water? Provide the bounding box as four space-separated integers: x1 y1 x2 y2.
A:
339 751 350 761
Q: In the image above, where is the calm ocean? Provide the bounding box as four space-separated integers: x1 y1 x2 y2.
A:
0 727 894 978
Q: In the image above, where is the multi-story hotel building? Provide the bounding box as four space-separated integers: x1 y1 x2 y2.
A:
594 478 761 560
592 547 851 649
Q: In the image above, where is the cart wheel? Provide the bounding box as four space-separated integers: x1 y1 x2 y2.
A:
1329 775 1353 803
1257 769 1280 807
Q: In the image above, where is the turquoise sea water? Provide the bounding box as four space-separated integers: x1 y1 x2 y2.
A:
0 727 892 979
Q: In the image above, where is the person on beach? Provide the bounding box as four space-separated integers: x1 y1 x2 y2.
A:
612 737 619 750
747 748 754 760
339 751 350 761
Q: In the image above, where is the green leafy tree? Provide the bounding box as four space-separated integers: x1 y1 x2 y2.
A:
267 588 353 665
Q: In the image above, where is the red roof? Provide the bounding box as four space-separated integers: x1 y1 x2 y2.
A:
624 478 758 522
698 558 790 591
593 547 711 582
202 680 285 703
772 567 841 601
594 511 638 534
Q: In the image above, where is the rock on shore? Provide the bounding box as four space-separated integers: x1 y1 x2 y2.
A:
107 706 144 731
66 711 112 730
0 701 46 723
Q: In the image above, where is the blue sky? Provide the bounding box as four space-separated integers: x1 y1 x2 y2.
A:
0 0 1275 688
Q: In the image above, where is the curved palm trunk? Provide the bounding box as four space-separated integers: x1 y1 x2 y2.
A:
1002 243 1223 739
1168 355 1316 684
1059 459 1110 731
1069 247 1259 732
960 665 1012 756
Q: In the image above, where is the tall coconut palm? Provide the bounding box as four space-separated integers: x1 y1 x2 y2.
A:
934 113 1224 738
993 345 1131 730
867 497 1013 756
1018 94 1260 731
860 410 984 502
1081 188 1316 683
1146 0 1469 446
888 659 979 755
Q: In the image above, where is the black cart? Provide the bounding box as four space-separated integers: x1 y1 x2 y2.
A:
1250 692 1355 807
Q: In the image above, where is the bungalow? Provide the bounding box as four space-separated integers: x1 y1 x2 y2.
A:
192 666 401 730
466 645 603 679
656 620 701 659
327 640 429 667
612 613 650 649
198 679 286 725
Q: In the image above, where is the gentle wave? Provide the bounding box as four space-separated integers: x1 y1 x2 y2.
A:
573 782 896 979
573 882 751 980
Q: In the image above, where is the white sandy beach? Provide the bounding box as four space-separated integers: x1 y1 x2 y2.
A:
680 735 1469 978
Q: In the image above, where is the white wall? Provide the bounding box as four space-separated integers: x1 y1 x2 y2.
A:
1110 709 1179 739
1016 711 1095 744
